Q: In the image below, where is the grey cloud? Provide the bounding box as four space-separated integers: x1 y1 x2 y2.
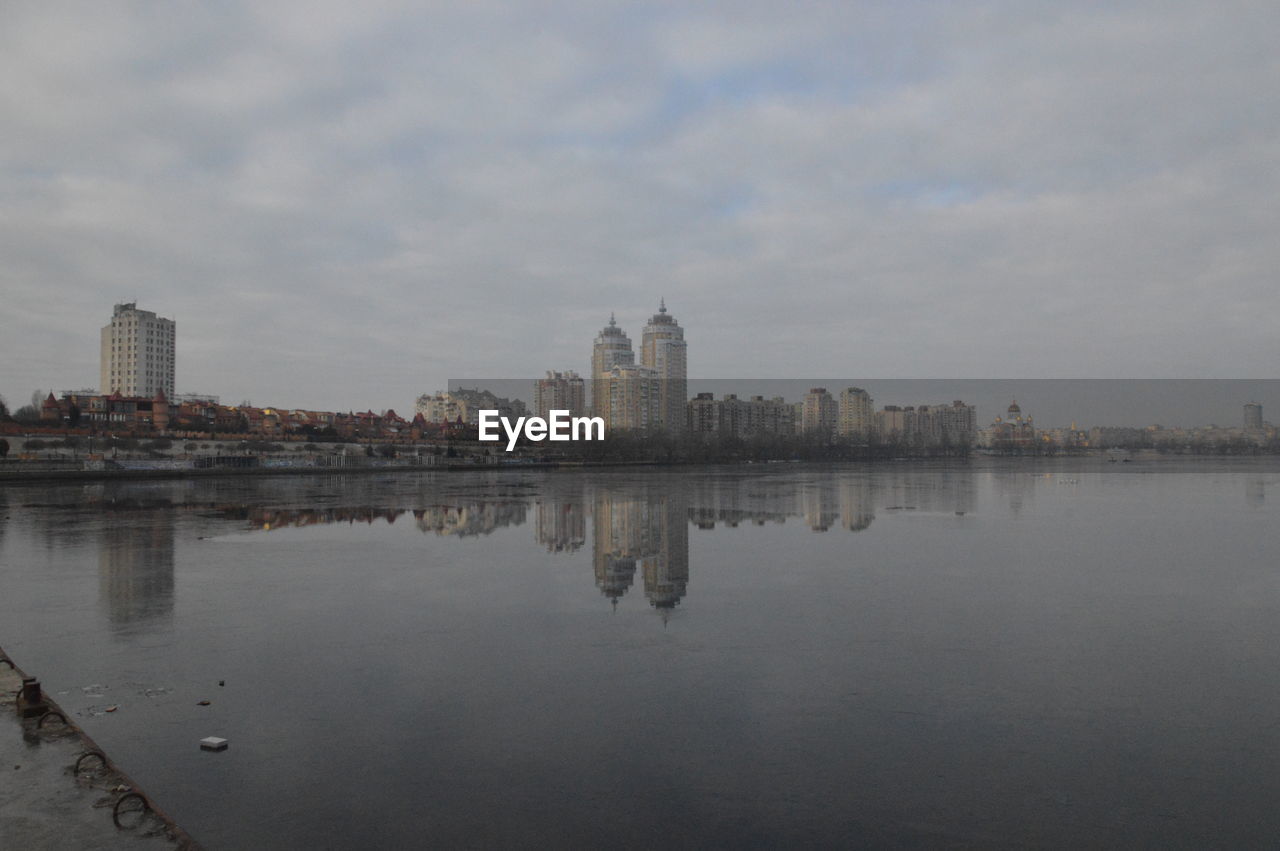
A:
2 2 1277 412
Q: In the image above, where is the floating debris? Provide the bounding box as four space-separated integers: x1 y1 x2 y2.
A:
105 705 119 713
197 700 211 706
199 737 228 752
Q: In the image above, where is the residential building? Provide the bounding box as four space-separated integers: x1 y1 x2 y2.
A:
640 299 687 433
837 387 873 438
100 302 175 399
801 388 838 438
533 371 587 420
687 393 796 438
591 314 635 418
599 364 661 431
414 387 525 425
1245 402 1264 430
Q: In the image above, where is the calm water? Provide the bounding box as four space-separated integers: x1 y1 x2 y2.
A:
2 459 1279 848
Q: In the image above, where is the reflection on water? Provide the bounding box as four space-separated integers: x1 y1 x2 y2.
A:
223 468 979 617
535 500 586 553
4 460 1280 849
591 489 689 613
99 518 174 634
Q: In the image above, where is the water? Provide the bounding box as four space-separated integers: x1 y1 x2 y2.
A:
2 459 1279 848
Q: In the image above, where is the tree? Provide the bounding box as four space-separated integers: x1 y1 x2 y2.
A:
0 395 9 420
0 438 8 458
12 405 40 424
12 389 45 425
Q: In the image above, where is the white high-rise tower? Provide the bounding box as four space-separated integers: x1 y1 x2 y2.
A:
591 313 635 420
100 302 176 398
640 299 687 433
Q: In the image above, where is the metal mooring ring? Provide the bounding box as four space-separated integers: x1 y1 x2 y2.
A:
75 750 108 773
112 792 149 829
37 711 68 729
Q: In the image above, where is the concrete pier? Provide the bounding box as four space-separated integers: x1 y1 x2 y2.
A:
1 651 199 849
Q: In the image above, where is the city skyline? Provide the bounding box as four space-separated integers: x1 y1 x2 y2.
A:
4 3 1279 412
5 296 1276 431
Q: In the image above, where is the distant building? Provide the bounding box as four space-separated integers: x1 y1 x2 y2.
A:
750 395 796 436
533 371 586 420
640 299 688 433
52 389 170 431
876 405 912 438
599 364 661 431
915 400 977 445
687 393 795 438
100 302 175 399
838 387 873 438
414 388 525 425
591 314 635 418
1245 402 1264 430
688 392 719 434
976 399 1036 449
801 388 838 438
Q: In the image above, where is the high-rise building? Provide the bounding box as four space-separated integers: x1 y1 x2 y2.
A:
801 388 838 437
533 371 586 420
591 314 635 418
640 299 687 433
599 363 661 431
936 400 978 443
415 387 525 425
100 302 175 398
1244 402 1264 430
838 387 873 438
876 405 911 438
687 393 795 438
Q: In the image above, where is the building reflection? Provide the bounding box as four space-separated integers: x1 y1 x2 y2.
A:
642 492 688 614
98 515 175 635
219 467 979 619
413 502 527 537
590 490 689 615
240 506 405 529
233 503 528 537
536 499 587 553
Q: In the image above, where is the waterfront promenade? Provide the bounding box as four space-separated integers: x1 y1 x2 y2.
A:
1 651 196 849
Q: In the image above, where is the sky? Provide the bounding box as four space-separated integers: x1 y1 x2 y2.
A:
2 1 1278 415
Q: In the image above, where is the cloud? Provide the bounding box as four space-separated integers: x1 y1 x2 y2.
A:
2 1 1277 411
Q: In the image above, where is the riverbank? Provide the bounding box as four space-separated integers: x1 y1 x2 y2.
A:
0 649 199 849
4 449 1280 484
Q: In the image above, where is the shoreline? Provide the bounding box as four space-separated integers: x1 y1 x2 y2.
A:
2 451 1276 484
0 648 200 849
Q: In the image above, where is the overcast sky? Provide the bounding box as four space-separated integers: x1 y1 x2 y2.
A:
3 1 1277 414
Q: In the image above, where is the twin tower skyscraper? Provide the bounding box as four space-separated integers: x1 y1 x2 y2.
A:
591 300 688 433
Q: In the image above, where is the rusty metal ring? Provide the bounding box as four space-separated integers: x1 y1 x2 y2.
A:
75 750 107 773
37 711 68 729
112 792 149 829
